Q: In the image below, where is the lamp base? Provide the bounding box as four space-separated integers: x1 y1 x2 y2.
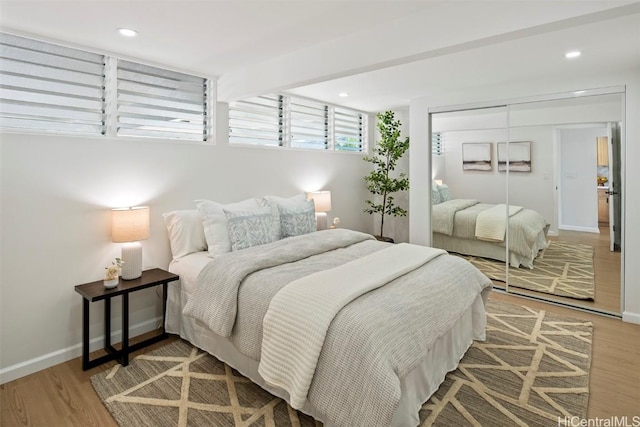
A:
121 242 143 280
316 212 328 231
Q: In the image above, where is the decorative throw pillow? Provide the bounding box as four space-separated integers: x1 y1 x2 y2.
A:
438 184 452 202
278 199 316 238
195 198 262 257
162 210 207 259
224 206 277 251
264 193 311 238
431 187 442 205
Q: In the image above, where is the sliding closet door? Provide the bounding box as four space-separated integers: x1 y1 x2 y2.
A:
431 107 509 291
506 93 623 314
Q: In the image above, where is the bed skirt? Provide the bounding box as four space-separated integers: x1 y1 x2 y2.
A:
433 228 548 268
165 281 490 427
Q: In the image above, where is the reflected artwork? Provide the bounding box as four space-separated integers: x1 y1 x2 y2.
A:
498 141 531 172
462 142 492 171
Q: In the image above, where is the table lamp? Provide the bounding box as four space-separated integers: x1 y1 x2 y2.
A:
112 206 149 280
307 191 332 230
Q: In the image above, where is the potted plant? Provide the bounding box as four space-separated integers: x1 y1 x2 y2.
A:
363 111 410 242
104 258 124 289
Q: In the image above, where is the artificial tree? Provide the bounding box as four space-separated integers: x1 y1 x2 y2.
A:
363 111 410 241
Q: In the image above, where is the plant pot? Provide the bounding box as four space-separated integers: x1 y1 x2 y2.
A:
104 278 119 289
374 235 395 243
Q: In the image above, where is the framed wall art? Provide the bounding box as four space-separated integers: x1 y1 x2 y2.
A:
498 141 531 172
462 142 492 171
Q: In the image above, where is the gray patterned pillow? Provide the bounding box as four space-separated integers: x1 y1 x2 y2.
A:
438 184 452 202
278 200 316 238
432 187 442 205
224 206 277 251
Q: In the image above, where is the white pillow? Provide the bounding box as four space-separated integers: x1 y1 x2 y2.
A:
195 198 262 257
162 210 207 259
264 193 312 238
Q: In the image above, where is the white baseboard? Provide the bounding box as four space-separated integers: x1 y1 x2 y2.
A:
558 225 600 234
622 311 640 324
0 316 162 385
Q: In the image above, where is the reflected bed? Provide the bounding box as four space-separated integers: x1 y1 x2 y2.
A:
432 199 549 268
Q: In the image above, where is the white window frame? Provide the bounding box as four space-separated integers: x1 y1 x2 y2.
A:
0 32 215 144
228 94 284 147
228 93 369 153
0 32 106 135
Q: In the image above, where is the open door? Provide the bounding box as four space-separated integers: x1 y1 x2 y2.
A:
608 122 622 252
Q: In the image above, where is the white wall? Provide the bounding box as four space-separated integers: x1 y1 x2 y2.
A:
436 129 508 204
432 108 509 208
558 127 606 232
0 102 374 382
409 69 640 324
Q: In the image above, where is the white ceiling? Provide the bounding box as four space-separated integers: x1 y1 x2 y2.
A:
1 0 639 112
289 11 640 111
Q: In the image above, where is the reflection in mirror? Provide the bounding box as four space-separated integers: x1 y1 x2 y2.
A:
429 92 623 316
506 93 623 314
430 107 509 291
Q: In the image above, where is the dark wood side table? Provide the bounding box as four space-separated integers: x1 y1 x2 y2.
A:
74 268 179 370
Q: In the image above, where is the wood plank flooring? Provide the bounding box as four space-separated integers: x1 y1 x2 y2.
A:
1 331 177 427
2 293 639 426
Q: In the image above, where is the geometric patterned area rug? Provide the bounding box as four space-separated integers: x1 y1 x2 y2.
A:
419 299 592 426
463 241 595 300
91 300 593 427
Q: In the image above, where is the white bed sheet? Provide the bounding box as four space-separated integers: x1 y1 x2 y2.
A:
166 254 490 427
168 251 211 295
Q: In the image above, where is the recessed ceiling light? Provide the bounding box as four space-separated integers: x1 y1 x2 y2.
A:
565 51 581 59
338 92 349 97
574 90 586 95
118 28 138 37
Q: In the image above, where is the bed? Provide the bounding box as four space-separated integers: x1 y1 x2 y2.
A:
163 197 492 427
432 199 549 268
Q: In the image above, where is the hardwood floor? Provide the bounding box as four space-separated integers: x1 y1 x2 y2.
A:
1 331 178 427
2 295 639 426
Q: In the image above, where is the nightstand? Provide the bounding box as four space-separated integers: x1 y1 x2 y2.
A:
74 268 179 370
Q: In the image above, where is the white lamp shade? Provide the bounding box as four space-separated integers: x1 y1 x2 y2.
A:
308 191 332 212
112 207 150 243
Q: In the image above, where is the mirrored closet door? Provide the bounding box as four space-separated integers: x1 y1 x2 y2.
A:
505 92 623 314
430 89 624 315
431 106 509 291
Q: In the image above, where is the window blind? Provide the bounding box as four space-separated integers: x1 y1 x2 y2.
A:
432 131 443 155
334 107 364 151
229 94 282 146
229 93 368 152
289 97 327 150
0 33 105 134
117 60 208 141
